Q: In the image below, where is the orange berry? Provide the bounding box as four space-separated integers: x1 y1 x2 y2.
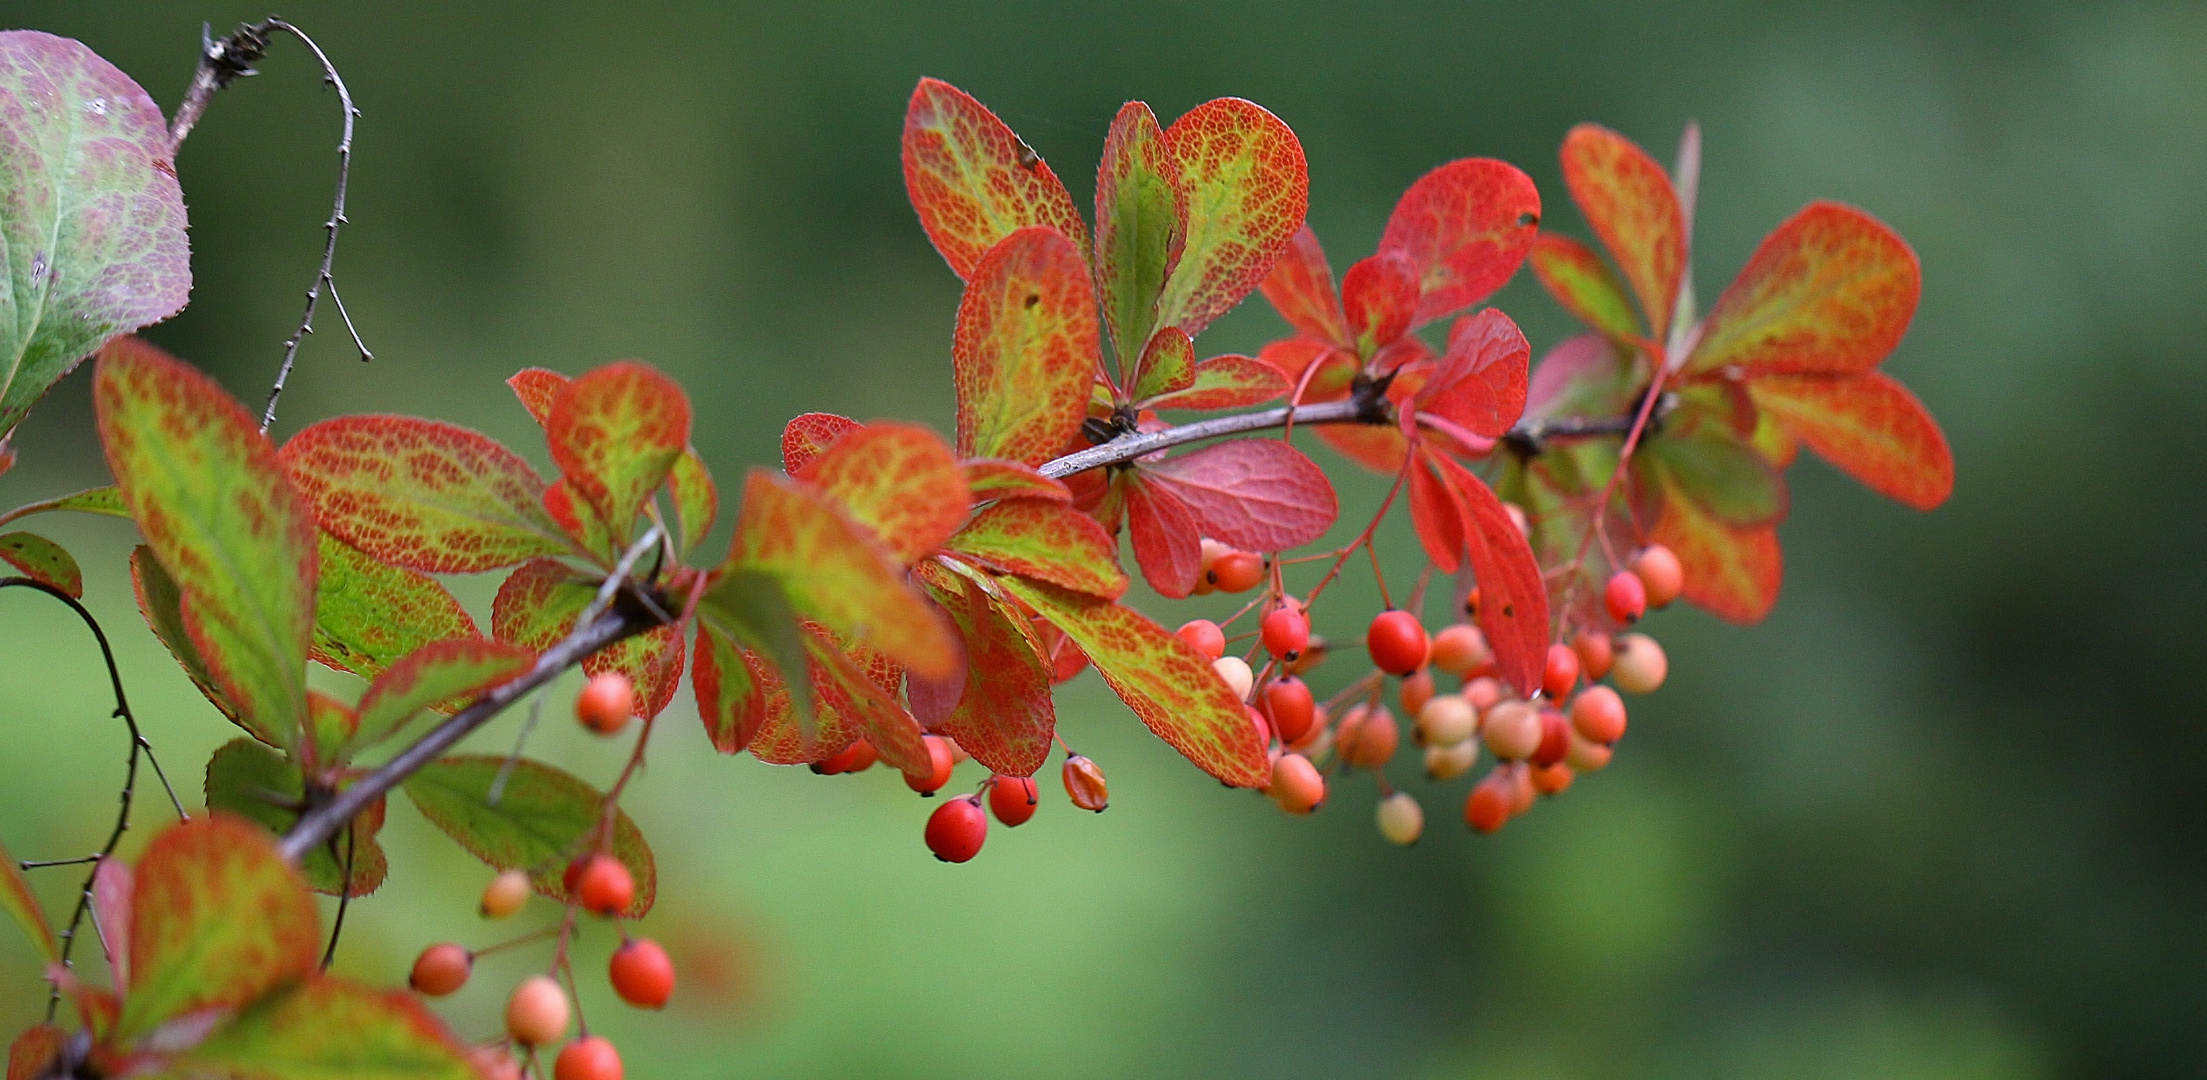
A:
987 774 1040 826
575 856 634 917
1177 619 1227 660
1377 792 1424 845
1572 631 1615 682
924 796 988 862
1399 668 1435 721
1612 633 1668 694
1463 676 1503 712
1481 701 1540 761
481 868 531 920
1464 773 1511 833
1570 686 1627 744
1062 754 1109 812
1263 676 1317 744
1531 708 1572 768
1541 642 1580 700
810 737 878 775
1261 605 1310 660
609 937 675 1009
1337 704 1399 768
1531 761 1575 796
409 943 472 997
1566 732 1614 773
1366 611 1429 676
505 975 571 1046
575 673 635 736
1425 740 1478 781
554 1035 622 1080
1266 752 1325 814
1632 545 1684 608
905 734 957 795
1209 550 1264 593
1415 694 1478 747
1605 570 1647 624
1505 762 1537 814
1429 623 1491 679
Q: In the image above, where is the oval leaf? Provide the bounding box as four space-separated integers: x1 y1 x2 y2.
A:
1258 224 1348 344
1419 307 1531 439
1559 123 1686 340
944 498 1127 600
1139 438 1337 552
963 458 1072 504
492 558 685 721
1143 353 1289 411
312 532 476 680
1428 451 1551 696
0 530 79 597
799 421 970 565
204 738 387 897
544 361 692 544
1094 102 1183 368
902 77 1090 279
1530 232 1642 341
916 560 1056 776
781 411 859 474
173 976 479 1080
404 755 656 917
352 637 534 752
1377 158 1542 326
1649 487 1783 624
1155 98 1309 338
1687 200 1921 377
1748 370 1951 510
953 227 1099 467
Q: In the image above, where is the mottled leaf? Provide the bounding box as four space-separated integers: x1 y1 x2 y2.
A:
96 338 315 752
902 77 1089 279
953 226 1098 467
351 637 533 752
963 458 1072 504
1638 419 1788 528
798 421 969 564
1649 481 1783 623
1143 352 1289 411
312 532 475 680
696 567 814 733
667 444 717 553
281 415 569 573
1155 98 1308 337
130 545 251 737
0 482 123 529
506 367 565 423
0 833 52 963
916 560 1055 776
492 558 684 720
1687 201 1920 376
1419 307 1530 439
804 627 933 782
1559 124 1686 339
1258 224 1347 344
1140 438 1337 552
1748 370 1951 510
1094 101 1182 368
1377 158 1541 326
405 755 655 917
692 619 766 754
943 497 1126 599
0 530 78 596
1530 232 1641 341
204 738 386 897
1127 326 1194 404
172 976 479 1080
544 361 690 547
781 411 859 474
0 35 190 443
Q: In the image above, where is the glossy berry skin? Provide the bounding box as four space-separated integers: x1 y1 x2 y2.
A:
1429 624 1491 679
1612 633 1669 694
1283 636 1328 676
1366 611 1429 676
609 938 675 1009
1266 753 1325 814
1337 704 1399 768
1177 619 1227 660
1376 792 1424 846
506 975 571 1046
1260 606 1310 660
1481 701 1540 761
1570 685 1627 744
1632 544 1684 608
1572 631 1615 682
409 943 471 997
924 796 988 862
1531 709 1572 768
1604 571 1648 624
1464 774 1512 833
481 868 531 919
1263 677 1317 744
1208 550 1265 593
576 855 634 917
811 737 878 775
1062 754 1109 811
575 673 635 736
1399 669 1435 722
988 775 1040 826
1541 642 1580 700
554 1036 623 1080
905 735 957 795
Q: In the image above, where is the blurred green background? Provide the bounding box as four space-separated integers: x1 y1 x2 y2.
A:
2 1 2203 1076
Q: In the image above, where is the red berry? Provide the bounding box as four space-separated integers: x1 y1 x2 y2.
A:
506 975 571 1046
1464 774 1511 833
1208 550 1265 593
1266 753 1325 814
1632 544 1684 608
1260 606 1310 660
1429 624 1491 678
575 855 634 917
1604 570 1648 624
1262 677 1316 744
1531 762 1575 796
811 737 879 775
988 775 1040 826
1531 708 1572 768
481 868 531 919
1366 611 1429 676
1567 732 1615 773
1399 668 1435 722
905 734 956 795
1570 686 1627 744
1177 619 1227 660
1337 704 1399 768
1572 631 1615 682
576 673 634 736
1062 754 1109 812
1541 642 1580 700
924 796 988 862
1283 635 1329 676
554 1035 623 1080
608 938 675 1009
409 942 472 997
1246 705 1273 746
1612 633 1668 694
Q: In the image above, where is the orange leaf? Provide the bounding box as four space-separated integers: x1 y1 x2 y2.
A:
1688 201 1920 377
952 227 1100 467
1748 370 1951 510
1559 124 1686 340
798 422 969 565
902 78 1090 280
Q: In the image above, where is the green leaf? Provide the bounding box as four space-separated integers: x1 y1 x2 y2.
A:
1154 98 1309 338
129 545 263 741
312 532 477 680
1638 416 1788 528
116 816 320 1042
1747 370 1952 510
667 446 717 554
404 755 655 918
0 483 124 529
349 637 533 754
1530 233 1642 341
203 738 387 898
697 568 813 731
0 33 191 443
0 832 55 964
692 619 765 754
170 975 479 1080
1559 123 1687 340
1127 327 1194 404
1094 102 1181 370
95 338 317 753
0 530 80 597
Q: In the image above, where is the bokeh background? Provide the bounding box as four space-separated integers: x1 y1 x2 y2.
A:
3 1 2204 1076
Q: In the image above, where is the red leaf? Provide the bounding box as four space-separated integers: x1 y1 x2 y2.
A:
963 458 1072 503
1340 252 1419 356
1155 99 1309 337
805 627 933 783
1419 307 1531 439
799 421 970 564
1124 475 1204 599
1377 158 1542 326
953 227 1100 467
1687 201 1921 377
944 497 1127 599
1529 233 1642 340
1094 102 1184 365
519 366 714 552
782 412 859 474
1259 225 1348 344
693 621 767 754
902 77 1090 280
739 649 859 767
8 1025 63 1080
545 361 691 543
506 367 566 424
1559 124 1687 340
1408 455 1465 574
492 559 686 720
1748 371 1952 510
1142 353 1290 411
1428 451 1550 696
281 415 569 573
916 561 1056 776
1140 438 1337 552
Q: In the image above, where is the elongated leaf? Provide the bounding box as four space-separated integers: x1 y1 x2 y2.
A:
805 628 932 781
406 755 654 917
492 559 685 720
1428 452 1550 696
281 415 569 573
1420 307 1530 439
1143 352 1289 411
944 497 1126 599
7 1024 61 1080
917 560 1055 776
0 833 53 964
89 857 129 988
902 77 1090 279
515 366 716 554
964 457 1071 503
173 975 478 1080
1128 326 1194 404
1140 438 1337 552
1559 123 1686 339
312 532 475 680
1748 370 1951 510
1530 233 1641 340
96 338 315 751
693 619 767 754
799 421 969 564
738 637 860 765
130 545 254 738
1649 481 1783 623
118 816 319 1041
1408 453 1466 574
1003 577 1268 787
1341 252 1419 357
352 637 533 752
0 530 78 596
545 361 691 546
1377 158 1542 326
953 227 1098 467
0 35 190 443
1687 201 1921 376
204 738 387 897
696 567 814 732
1094 101 1182 367
781 411 859 474
1154 99 1307 338
1259 224 1347 344
720 469 958 679
0 482 124 529
1124 474 1203 598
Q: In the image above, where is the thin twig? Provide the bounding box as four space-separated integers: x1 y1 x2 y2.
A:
320 827 356 971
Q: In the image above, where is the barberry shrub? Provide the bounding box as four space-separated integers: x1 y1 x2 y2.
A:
0 22 1949 1076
